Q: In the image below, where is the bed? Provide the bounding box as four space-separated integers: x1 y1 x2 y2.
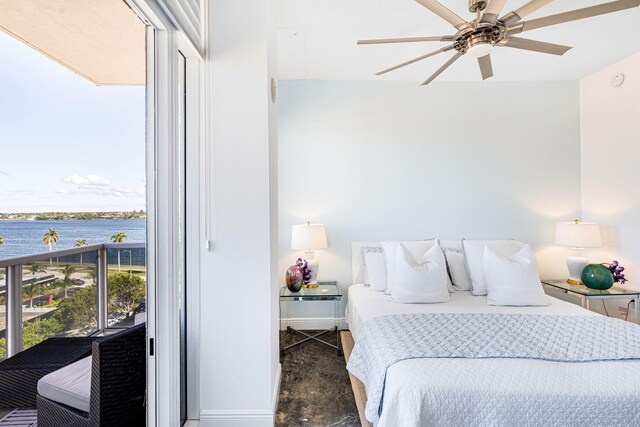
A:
345 242 640 427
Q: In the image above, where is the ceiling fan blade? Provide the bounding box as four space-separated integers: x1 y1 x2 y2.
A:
376 46 454 75
500 0 553 26
415 0 471 30
477 54 494 80
499 37 572 55
514 0 640 33
421 51 463 86
358 35 455 45
480 0 507 24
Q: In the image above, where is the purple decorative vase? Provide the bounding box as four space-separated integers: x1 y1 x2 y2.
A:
285 265 303 292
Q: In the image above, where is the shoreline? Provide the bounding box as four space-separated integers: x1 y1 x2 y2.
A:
0 212 146 221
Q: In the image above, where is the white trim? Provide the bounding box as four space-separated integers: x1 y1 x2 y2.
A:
156 2 203 55
199 410 274 427
272 363 282 415
280 317 348 331
185 53 202 421
153 26 182 427
143 23 158 427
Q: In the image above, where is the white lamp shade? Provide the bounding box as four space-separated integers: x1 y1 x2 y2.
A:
555 221 602 248
291 223 327 250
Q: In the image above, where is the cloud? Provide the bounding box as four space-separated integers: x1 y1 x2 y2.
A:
1 188 36 196
63 174 111 186
55 186 145 198
0 170 10 176
114 187 145 197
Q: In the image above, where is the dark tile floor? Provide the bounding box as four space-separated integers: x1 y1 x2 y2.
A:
276 329 360 427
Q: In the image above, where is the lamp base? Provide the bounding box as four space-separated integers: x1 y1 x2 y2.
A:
566 255 589 286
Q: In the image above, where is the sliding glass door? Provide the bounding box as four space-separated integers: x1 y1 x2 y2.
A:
178 51 188 426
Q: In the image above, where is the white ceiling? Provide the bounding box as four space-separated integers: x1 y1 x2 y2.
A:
277 0 640 82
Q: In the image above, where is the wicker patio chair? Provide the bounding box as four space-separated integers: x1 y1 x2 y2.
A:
37 323 146 427
0 336 98 408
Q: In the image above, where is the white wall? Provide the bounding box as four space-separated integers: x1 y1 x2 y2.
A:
277 80 582 322
581 52 640 287
199 0 280 425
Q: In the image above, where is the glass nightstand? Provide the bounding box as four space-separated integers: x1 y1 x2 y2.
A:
279 282 342 357
542 280 640 320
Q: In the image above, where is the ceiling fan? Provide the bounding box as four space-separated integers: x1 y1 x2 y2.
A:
358 0 640 85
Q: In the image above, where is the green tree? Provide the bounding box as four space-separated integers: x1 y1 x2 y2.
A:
0 236 4 245
25 264 46 307
0 318 62 356
22 318 62 350
61 265 76 298
74 239 87 266
53 286 97 331
26 282 43 308
29 263 44 277
108 273 146 318
110 231 128 271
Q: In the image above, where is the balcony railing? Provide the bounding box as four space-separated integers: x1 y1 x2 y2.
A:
0 243 146 359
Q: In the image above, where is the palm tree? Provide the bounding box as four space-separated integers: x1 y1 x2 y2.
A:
26 263 45 308
110 231 128 271
29 263 44 277
43 228 59 266
43 228 59 251
61 264 76 298
74 239 87 266
27 282 43 308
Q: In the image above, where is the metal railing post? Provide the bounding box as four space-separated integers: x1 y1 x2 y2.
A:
6 264 23 357
97 248 108 330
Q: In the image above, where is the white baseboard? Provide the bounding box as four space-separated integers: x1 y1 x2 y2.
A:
280 316 348 330
198 365 281 427
199 409 273 427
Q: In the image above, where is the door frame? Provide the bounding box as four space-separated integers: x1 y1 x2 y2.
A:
124 1 204 425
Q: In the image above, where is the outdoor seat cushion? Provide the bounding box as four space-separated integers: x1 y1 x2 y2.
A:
37 356 91 413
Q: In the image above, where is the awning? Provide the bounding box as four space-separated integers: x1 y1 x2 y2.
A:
0 0 146 86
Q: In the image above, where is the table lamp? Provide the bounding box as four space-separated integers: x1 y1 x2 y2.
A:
291 221 327 288
555 220 602 285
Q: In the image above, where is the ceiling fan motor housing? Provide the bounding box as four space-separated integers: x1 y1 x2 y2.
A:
453 25 503 53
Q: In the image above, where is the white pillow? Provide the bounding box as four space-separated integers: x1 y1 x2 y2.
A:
484 244 549 306
391 243 451 304
446 251 471 291
364 252 387 292
382 239 453 294
352 242 383 284
463 239 526 296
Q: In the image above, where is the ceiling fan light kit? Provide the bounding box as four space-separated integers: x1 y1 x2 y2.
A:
358 0 640 86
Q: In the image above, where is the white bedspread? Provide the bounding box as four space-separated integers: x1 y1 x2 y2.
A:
346 284 640 427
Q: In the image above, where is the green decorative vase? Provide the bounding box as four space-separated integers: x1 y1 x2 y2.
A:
581 264 614 290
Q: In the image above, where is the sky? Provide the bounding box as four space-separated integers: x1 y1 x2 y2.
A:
0 31 146 213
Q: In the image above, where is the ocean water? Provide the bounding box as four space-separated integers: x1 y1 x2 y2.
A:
0 219 145 259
